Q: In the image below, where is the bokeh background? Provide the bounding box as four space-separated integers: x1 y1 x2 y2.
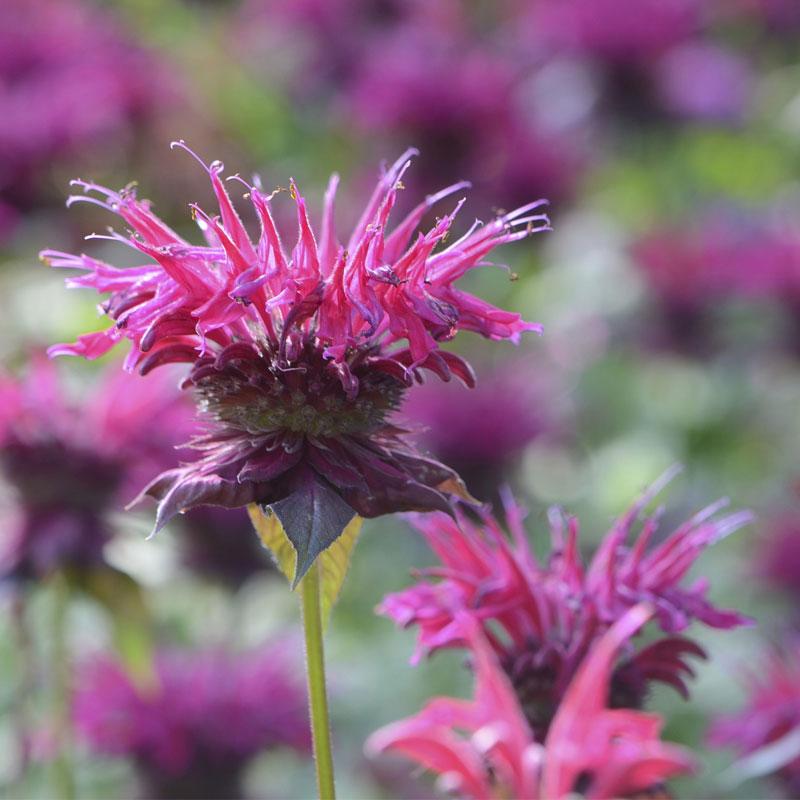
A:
1 1 799 798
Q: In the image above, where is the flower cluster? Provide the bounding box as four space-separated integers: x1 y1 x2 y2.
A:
631 215 800 352
237 0 583 210
380 469 751 738
368 605 695 800
401 359 559 501
74 641 310 800
0 0 167 233
632 216 800 311
755 515 800 604
0 358 191 582
44 145 549 579
709 638 800 796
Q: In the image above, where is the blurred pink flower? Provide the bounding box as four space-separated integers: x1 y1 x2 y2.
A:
347 33 582 210
631 215 800 352
238 0 459 95
0 357 192 581
238 1 582 210
400 359 560 501
709 639 800 797
755 515 800 602
523 0 703 65
74 642 310 800
633 217 800 310
0 0 168 229
43 146 549 578
368 605 695 800
655 42 752 123
380 469 751 737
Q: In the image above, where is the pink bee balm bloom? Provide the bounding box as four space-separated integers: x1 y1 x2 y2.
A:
74 641 310 800
755 515 800 603
525 0 702 65
380 468 752 737
631 215 800 352
43 145 549 580
367 605 695 800
0 357 191 582
708 639 800 796
401 359 559 502
0 0 167 229
347 33 582 211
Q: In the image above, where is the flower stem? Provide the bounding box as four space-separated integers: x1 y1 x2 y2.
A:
300 562 336 800
51 574 75 800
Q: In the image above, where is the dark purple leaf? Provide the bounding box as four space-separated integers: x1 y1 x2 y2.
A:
267 472 356 587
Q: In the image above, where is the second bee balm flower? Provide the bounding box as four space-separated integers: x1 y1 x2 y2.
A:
43 144 549 580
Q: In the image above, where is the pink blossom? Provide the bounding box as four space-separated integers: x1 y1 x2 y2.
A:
44 145 548 576
0 0 167 228
367 605 695 799
400 359 559 501
654 42 752 123
380 469 751 736
523 0 703 65
74 641 310 799
709 639 800 796
0 357 192 580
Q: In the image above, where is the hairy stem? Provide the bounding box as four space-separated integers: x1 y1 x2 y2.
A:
300 562 336 800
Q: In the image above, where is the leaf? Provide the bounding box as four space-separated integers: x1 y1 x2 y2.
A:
248 501 363 629
269 472 357 587
71 567 156 691
248 503 298 584
318 515 362 629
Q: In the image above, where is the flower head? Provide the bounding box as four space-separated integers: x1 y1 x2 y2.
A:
380 468 751 737
755 515 800 602
347 34 582 211
654 42 751 123
524 0 702 65
708 638 800 796
0 357 191 581
74 641 309 800
401 359 559 501
44 145 549 580
631 215 800 352
367 605 695 800
0 0 166 227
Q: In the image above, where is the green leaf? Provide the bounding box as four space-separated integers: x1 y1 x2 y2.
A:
268 472 357 587
248 502 363 629
248 503 298 584
318 515 362 629
71 567 156 690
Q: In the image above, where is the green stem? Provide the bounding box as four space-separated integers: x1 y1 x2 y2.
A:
51 574 75 800
300 562 336 800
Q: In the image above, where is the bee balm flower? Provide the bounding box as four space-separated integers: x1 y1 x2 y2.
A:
709 639 800 796
0 358 191 582
74 641 310 800
367 606 695 800
43 145 549 580
380 469 752 737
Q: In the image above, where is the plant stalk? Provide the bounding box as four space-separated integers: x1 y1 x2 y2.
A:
300 562 336 800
